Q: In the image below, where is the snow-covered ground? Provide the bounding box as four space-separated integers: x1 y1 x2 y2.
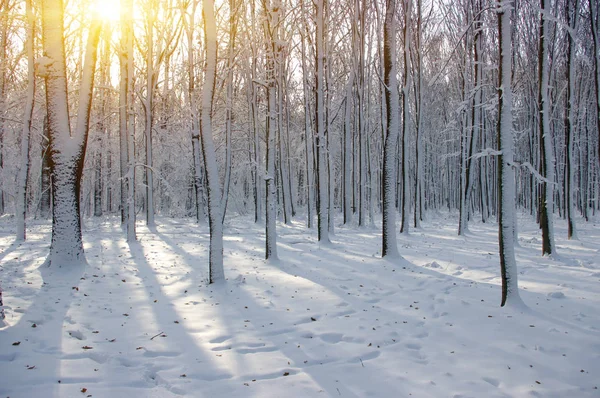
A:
0 213 598 397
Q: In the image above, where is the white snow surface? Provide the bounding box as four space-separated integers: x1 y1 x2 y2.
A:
0 213 598 397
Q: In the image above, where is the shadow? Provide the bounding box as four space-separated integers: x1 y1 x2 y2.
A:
0 255 84 397
124 240 229 394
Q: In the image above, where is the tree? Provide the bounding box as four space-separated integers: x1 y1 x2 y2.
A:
564 0 579 239
200 0 225 282
315 0 330 243
538 0 556 256
400 0 412 235
120 0 136 242
41 0 102 266
382 0 400 258
497 0 521 307
16 0 35 241
263 0 279 260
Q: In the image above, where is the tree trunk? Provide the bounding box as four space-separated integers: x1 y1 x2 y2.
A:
382 0 400 258
144 2 156 227
16 0 35 241
201 0 225 282
538 0 555 256
263 0 279 259
497 1 521 307
42 0 102 266
400 0 412 235
565 0 578 239
315 0 329 242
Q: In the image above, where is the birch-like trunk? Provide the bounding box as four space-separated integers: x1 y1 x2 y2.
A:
42 0 102 266
497 0 521 307
16 0 35 241
201 0 225 282
382 0 400 258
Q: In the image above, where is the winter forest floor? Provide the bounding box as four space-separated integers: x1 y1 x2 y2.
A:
0 212 599 398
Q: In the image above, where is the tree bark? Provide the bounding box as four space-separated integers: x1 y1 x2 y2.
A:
16 0 35 240
497 0 521 307
42 0 102 266
382 0 400 258
201 0 225 282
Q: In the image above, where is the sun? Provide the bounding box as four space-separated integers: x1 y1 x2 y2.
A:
91 0 121 22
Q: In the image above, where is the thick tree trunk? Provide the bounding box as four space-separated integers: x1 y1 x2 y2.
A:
201 0 225 282
42 0 102 266
497 1 521 307
382 0 399 258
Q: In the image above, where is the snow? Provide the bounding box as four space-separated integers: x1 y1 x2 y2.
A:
0 213 599 397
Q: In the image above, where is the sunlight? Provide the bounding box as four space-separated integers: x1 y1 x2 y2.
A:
91 0 120 22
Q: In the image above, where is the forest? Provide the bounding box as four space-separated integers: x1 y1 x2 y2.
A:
0 0 599 396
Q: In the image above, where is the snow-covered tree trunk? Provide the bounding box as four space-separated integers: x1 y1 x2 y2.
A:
400 0 412 235
413 0 423 229
497 0 521 307
355 0 366 227
315 0 329 243
16 0 35 241
201 0 225 282
565 0 578 239
343 71 354 225
300 24 313 228
247 0 262 225
278 52 293 224
41 0 102 267
538 0 555 256
382 0 400 258
263 0 279 259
